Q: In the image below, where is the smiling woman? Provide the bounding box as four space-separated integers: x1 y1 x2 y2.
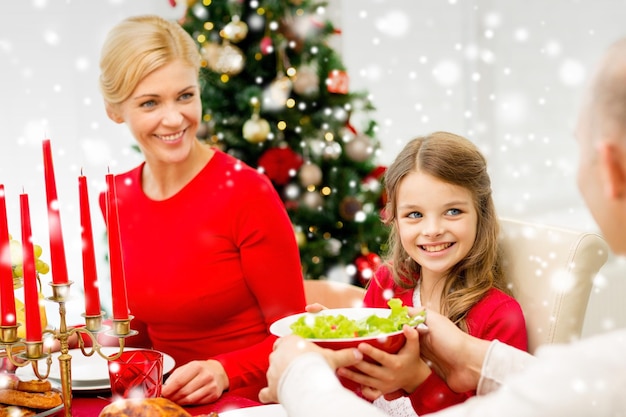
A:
93 14 306 410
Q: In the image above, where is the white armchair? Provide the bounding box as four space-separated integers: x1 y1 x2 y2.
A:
499 218 610 353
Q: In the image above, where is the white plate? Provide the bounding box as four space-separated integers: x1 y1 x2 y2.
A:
17 347 175 391
269 308 405 342
32 402 64 416
220 404 287 417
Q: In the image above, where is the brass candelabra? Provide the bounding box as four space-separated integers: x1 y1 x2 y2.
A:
0 281 137 417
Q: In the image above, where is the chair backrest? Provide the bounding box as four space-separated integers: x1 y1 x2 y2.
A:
499 217 609 353
303 279 365 309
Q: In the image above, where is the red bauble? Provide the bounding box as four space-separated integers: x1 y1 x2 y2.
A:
355 252 382 286
363 165 388 207
326 69 349 94
260 36 273 55
258 146 304 185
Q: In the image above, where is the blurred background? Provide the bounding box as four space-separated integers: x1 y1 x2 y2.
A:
0 0 624 337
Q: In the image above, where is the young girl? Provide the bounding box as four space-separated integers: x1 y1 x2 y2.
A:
341 131 527 416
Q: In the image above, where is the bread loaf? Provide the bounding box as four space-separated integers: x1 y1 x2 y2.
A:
0 389 62 409
98 398 194 417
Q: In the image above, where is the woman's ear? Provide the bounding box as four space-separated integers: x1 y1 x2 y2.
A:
598 141 626 199
105 102 124 124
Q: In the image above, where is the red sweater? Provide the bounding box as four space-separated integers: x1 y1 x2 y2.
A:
363 266 527 415
99 150 306 401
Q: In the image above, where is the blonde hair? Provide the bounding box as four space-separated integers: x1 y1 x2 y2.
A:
382 131 506 330
99 15 201 105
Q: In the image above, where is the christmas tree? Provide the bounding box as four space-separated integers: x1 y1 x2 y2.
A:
179 0 388 284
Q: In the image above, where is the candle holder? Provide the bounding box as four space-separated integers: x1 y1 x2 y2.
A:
0 281 137 417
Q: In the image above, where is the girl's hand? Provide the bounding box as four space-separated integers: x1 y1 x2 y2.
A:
337 324 431 401
304 303 327 313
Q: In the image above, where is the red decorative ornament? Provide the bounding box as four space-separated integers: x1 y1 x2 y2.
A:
326 69 349 94
363 166 388 206
258 146 304 185
355 252 382 286
260 36 273 55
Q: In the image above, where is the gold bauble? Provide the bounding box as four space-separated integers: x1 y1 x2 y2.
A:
221 17 249 43
243 114 271 143
202 41 245 76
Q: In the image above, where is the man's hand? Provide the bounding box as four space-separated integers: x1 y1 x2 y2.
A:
259 335 363 404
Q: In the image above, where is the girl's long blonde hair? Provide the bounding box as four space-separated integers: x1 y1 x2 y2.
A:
382 131 508 331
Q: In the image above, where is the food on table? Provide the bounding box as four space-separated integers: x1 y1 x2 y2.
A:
0 376 62 412
290 298 426 339
98 397 192 417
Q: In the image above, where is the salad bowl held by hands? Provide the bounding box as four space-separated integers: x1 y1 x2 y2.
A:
269 299 426 354
269 300 426 391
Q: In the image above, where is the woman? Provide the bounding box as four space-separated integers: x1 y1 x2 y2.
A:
97 15 306 406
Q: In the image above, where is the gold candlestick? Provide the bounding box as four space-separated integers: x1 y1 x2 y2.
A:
0 281 137 417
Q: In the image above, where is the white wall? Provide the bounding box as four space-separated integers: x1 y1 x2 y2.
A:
333 0 626 337
1 0 624 336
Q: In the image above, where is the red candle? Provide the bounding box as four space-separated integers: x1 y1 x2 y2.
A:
105 173 129 320
42 139 69 285
0 185 17 327
79 174 101 317
19 192 42 342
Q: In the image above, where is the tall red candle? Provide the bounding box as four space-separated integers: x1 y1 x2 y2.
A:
19 192 42 342
0 185 17 327
79 174 101 317
42 139 69 285
105 173 129 320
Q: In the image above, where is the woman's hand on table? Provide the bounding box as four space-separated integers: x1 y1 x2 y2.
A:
337 324 430 401
161 359 228 405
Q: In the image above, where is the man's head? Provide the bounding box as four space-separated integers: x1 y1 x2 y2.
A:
576 38 626 255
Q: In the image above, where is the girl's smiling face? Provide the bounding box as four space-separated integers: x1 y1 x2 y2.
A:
395 170 478 280
107 59 202 167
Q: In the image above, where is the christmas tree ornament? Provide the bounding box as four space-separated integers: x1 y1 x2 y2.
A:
307 138 326 157
339 196 363 221
363 166 388 206
298 161 323 187
323 141 342 160
220 16 249 43
260 36 273 55
263 73 293 111
345 134 374 162
333 106 349 123
301 190 323 209
202 41 245 76
292 65 319 97
283 183 301 201
355 252 382 286
242 113 271 143
326 238 342 256
295 229 307 247
258 145 304 185
326 69 350 94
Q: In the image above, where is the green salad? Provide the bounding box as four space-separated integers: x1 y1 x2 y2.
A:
290 298 426 339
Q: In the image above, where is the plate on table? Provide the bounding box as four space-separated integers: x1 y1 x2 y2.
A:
219 404 287 417
16 347 175 392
